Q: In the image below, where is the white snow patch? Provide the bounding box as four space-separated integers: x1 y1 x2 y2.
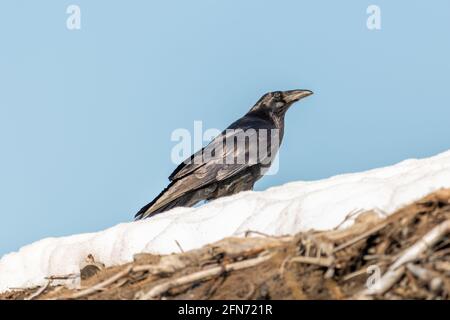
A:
1 150 450 292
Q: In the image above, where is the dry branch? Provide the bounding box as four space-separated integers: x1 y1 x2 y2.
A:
333 222 388 253
289 256 333 267
354 219 450 298
138 253 274 300
66 265 133 299
25 281 50 300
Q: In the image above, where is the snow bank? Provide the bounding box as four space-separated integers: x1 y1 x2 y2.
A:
1 150 450 292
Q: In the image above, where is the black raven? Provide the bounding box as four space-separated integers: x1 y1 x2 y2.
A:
135 89 313 220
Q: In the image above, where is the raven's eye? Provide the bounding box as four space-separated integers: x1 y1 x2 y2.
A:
273 92 282 101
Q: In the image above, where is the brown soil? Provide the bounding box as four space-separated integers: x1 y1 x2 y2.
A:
2 189 450 300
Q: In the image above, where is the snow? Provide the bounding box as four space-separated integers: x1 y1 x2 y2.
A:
2 150 450 292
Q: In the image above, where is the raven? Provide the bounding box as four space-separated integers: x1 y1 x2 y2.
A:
135 89 313 220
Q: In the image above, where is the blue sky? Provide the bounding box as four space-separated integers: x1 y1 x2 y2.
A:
1 1 449 256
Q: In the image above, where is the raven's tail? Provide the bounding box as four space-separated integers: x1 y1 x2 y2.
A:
134 182 205 220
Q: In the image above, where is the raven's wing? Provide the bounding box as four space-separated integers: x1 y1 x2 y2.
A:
169 129 237 181
169 116 273 181
145 117 277 215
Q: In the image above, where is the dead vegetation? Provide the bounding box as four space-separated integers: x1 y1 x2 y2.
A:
2 189 450 300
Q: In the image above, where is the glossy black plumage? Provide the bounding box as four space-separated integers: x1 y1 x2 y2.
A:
135 89 312 220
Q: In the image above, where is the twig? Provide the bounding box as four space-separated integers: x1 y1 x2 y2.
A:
138 253 274 300
243 281 256 300
244 230 273 238
289 256 333 267
406 263 444 293
175 240 184 253
390 220 450 270
354 220 450 298
342 268 370 282
406 263 433 282
363 254 395 261
244 230 294 242
430 247 450 260
66 265 133 299
45 273 78 280
243 230 293 242
8 287 36 291
333 223 388 253
334 209 364 230
205 274 226 300
25 280 51 300
279 255 292 277
342 261 389 282
132 264 176 275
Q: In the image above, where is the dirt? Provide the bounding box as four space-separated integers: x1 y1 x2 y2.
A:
2 189 450 300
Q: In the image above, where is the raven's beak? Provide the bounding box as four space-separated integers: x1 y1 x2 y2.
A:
283 89 313 104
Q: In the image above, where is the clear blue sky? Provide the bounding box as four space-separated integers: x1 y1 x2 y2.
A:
1 1 449 256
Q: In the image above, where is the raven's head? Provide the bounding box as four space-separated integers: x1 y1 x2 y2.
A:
249 89 313 116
